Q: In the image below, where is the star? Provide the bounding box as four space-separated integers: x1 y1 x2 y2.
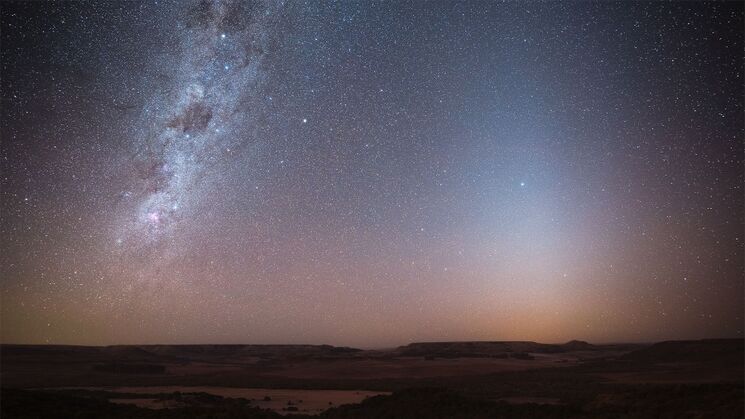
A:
1 0 741 347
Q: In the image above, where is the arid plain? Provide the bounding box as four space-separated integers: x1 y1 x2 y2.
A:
2 339 742 417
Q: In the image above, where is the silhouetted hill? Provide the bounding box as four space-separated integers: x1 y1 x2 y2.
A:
395 341 599 358
560 340 594 351
622 338 744 364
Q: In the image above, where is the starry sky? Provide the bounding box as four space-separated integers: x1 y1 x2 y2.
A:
1 1 742 347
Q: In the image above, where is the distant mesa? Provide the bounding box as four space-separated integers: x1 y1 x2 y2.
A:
396 340 598 358
622 338 744 364
561 340 595 351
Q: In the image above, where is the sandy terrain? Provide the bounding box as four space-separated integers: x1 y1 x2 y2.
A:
3 340 741 418
99 386 388 415
260 355 577 380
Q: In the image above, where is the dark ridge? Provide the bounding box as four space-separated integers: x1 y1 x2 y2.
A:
395 341 599 358
560 340 595 351
622 338 744 363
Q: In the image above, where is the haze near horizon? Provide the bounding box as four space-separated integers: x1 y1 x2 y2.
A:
1 0 742 348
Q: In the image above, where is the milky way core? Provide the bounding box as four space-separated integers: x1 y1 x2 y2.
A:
1 1 743 347
117 2 276 253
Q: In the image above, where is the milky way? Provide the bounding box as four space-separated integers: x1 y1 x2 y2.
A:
117 1 276 256
1 1 743 346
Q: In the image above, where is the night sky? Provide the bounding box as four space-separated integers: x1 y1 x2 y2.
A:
1 1 742 347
